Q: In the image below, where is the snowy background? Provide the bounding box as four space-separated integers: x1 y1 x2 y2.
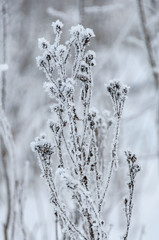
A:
0 0 159 239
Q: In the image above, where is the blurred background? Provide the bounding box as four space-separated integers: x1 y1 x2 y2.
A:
0 0 159 239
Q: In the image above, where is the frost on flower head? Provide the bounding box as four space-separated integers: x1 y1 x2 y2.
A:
38 37 50 50
77 51 96 82
85 28 95 38
52 19 63 34
36 53 54 73
123 151 140 240
80 61 88 73
107 80 129 118
70 24 95 46
85 50 96 66
70 25 95 38
31 134 54 158
36 56 46 70
125 151 141 176
70 24 84 36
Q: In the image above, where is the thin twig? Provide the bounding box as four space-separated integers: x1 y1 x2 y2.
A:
99 117 120 212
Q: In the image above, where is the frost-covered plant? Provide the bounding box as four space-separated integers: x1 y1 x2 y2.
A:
31 20 140 240
123 152 141 240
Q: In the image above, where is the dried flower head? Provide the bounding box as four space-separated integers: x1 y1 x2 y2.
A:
85 50 96 66
52 19 63 34
38 37 50 50
31 134 54 167
107 80 129 118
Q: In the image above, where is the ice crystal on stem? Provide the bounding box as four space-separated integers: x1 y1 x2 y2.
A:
31 20 140 240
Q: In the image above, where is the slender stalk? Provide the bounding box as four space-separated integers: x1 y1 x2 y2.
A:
55 212 59 240
123 184 134 240
99 117 120 212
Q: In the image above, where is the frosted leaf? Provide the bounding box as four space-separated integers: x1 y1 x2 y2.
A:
52 19 63 34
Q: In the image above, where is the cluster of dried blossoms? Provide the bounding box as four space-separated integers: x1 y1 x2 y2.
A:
123 152 141 240
31 20 140 240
